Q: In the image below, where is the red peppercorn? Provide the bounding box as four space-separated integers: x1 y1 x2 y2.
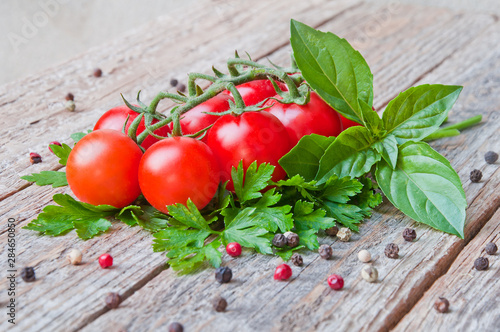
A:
327 274 344 290
99 253 113 268
49 141 62 153
29 152 42 164
274 264 292 280
226 242 242 257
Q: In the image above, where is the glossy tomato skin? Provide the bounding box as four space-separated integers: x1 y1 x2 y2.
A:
206 111 291 191
264 92 343 145
227 79 285 106
138 137 220 214
93 105 170 149
66 129 143 208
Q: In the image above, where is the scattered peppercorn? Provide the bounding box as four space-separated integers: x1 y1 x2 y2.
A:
177 83 186 92
215 266 232 283
361 266 378 283
168 322 184 332
485 242 498 255
170 78 179 87
93 68 102 77
285 232 300 248
337 227 352 242
434 297 449 313
357 249 371 263
29 152 42 164
402 228 417 242
470 169 482 183
272 233 287 248
213 296 228 312
474 257 489 270
291 253 303 266
98 253 113 269
327 274 344 290
484 151 498 164
274 263 292 280
21 267 36 282
65 92 74 101
67 248 82 265
49 141 62 153
65 100 76 112
325 226 339 237
318 244 333 260
105 292 121 309
385 243 399 259
226 242 242 257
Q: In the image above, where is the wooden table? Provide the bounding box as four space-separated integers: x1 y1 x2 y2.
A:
1 1 499 331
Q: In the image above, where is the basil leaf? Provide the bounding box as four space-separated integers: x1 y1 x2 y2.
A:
382 84 462 143
375 141 466 238
373 135 398 170
315 127 381 183
290 20 373 124
279 134 335 181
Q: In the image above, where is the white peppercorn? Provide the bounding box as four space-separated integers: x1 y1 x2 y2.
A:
357 249 371 263
361 265 378 282
67 248 82 265
337 227 352 242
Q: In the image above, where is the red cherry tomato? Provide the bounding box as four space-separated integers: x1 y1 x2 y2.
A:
138 137 220 214
176 94 233 139
274 263 292 280
93 105 170 149
264 92 343 145
227 79 285 106
206 111 291 191
66 129 143 208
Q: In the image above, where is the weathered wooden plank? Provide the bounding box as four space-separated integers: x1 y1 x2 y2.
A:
395 209 500 332
81 7 500 332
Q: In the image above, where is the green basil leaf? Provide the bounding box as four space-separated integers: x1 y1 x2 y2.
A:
359 99 382 135
382 84 462 143
373 134 398 169
375 141 466 238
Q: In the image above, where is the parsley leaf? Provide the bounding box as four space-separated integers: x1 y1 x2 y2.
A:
116 205 170 231
70 130 91 143
21 171 68 188
167 199 217 232
276 245 305 261
232 161 274 204
50 143 72 165
293 200 335 231
252 189 293 233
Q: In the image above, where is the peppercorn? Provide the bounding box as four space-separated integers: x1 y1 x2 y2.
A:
49 141 62 154
65 92 74 101
65 100 76 112
485 242 498 255
29 152 42 164
67 248 82 265
361 266 378 283
272 233 287 248
385 243 399 259
357 249 371 263
285 231 300 248
21 267 36 282
93 68 102 77
213 296 228 312
327 274 344 290
177 83 186 92
170 78 179 87
337 227 352 242
99 253 113 268
291 253 303 266
470 169 482 183
402 228 417 242
434 297 449 313
168 322 184 332
484 151 498 164
318 244 333 260
105 292 121 309
474 257 489 270
274 264 292 280
325 226 339 237
226 242 242 257
215 266 232 283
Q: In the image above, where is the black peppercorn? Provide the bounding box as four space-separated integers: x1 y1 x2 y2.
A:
470 169 482 183
105 292 121 309
318 244 333 260
325 226 339 237
402 228 417 242
170 78 179 87
385 243 399 259
168 322 184 332
177 83 186 92
272 233 287 248
215 266 232 283
21 267 36 282
484 151 498 164
291 253 303 266
434 297 449 313
65 92 74 101
285 232 300 248
29 152 42 164
474 257 489 270
485 242 497 255
213 296 228 312
93 68 102 77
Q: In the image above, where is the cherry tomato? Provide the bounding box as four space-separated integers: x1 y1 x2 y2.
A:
175 94 233 139
227 79 285 106
66 129 143 208
206 111 291 191
264 92 343 145
138 137 220 214
93 105 170 149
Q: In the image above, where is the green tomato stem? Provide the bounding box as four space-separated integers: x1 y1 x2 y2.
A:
424 129 460 141
439 114 482 131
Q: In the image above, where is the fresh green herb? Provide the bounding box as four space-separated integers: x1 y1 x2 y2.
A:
49 143 72 165
21 171 68 188
71 130 91 143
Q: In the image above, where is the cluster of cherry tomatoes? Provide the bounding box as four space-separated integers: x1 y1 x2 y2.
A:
66 80 359 212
